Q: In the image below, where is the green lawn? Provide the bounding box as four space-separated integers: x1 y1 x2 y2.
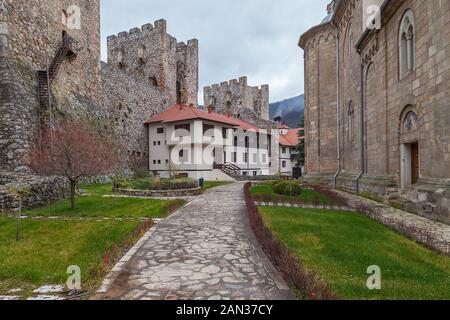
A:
0 217 142 297
203 181 234 190
260 207 450 300
0 183 185 298
23 184 186 219
251 184 333 205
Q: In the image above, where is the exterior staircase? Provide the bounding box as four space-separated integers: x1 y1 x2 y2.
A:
37 34 79 109
213 163 241 178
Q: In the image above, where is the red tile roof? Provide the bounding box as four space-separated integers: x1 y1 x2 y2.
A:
145 104 261 131
279 128 304 146
277 124 290 129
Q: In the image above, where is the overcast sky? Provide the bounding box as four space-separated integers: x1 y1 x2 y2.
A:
100 0 329 103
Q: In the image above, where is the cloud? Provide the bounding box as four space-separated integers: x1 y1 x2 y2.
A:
101 0 329 103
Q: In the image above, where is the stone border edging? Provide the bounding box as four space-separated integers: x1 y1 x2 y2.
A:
96 225 159 294
114 187 202 198
254 202 357 212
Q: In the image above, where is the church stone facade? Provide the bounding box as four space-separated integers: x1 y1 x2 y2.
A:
299 0 450 224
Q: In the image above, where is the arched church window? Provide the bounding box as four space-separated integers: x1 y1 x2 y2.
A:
399 10 415 79
403 111 419 132
348 24 353 60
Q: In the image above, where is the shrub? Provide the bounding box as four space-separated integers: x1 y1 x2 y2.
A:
272 180 284 188
284 182 303 196
153 178 198 191
134 167 150 179
115 178 198 191
116 179 132 189
273 181 303 196
133 179 154 190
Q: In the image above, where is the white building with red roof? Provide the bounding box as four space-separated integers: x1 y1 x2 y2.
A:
278 127 304 176
145 103 303 179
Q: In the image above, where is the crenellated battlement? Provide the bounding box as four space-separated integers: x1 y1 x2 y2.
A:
106 18 198 106
203 76 268 92
203 76 269 121
106 19 168 44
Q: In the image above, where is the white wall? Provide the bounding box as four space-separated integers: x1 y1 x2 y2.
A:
279 145 294 176
149 120 272 178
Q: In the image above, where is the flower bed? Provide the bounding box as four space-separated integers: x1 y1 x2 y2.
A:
113 187 202 198
112 178 202 197
250 182 347 209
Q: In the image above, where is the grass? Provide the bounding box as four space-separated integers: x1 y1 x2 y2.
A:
251 184 333 205
0 217 143 297
23 184 186 219
0 183 185 298
259 206 450 300
203 181 234 190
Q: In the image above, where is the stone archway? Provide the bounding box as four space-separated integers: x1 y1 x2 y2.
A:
399 107 420 189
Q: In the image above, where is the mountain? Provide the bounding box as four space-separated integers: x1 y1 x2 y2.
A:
269 94 304 128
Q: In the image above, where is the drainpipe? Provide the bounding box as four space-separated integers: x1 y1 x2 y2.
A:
331 21 341 189
356 52 365 194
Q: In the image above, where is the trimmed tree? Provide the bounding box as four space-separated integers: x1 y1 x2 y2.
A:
296 116 305 168
29 122 120 210
5 185 32 241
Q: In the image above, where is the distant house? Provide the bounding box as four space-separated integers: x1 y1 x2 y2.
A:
145 104 304 180
277 125 303 176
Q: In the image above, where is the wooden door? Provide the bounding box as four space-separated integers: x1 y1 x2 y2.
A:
411 143 419 185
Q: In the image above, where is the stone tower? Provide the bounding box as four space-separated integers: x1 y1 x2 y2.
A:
107 20 199 106
0 0 102 171
298 9 338 177
203 77 270 122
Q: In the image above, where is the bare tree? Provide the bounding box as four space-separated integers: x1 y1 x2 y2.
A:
29 122 121 209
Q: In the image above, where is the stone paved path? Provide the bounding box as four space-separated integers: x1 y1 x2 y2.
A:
99 183 294 300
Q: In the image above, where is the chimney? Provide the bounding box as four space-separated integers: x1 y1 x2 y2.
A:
227 111 232 118
179 103 184 111
207 105 213 114
189 103 194 108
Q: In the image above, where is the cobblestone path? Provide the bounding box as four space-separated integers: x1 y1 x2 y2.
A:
99 183 294 300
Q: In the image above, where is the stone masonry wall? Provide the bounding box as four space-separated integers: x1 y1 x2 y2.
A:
0 0 103 171
101 62 172 168
107 19 199 106
0 172 68 211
